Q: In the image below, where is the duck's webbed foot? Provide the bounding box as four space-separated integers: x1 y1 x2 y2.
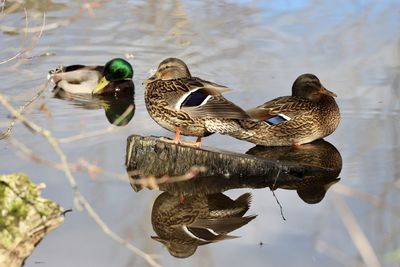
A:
179 136 201 148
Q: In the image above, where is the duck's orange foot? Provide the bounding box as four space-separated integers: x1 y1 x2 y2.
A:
179 195 185 204
179 140 201 148
159 137 201 148
159 136 179 144
292 143 301 148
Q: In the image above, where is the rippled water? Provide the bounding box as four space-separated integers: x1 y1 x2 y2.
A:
1 0 399 266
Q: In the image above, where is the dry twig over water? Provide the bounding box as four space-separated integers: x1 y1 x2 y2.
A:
8 136 128 182
127 166 206 190
332 194 382 267
0 94 161 267
0 8 47 65
270 168 286 221
0 80 50 139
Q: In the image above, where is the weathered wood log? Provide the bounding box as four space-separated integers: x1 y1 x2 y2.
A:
125 135 337 194
0 173 64 267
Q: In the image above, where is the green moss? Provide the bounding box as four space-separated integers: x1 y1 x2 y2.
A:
10 201 29 221
0 173 64 251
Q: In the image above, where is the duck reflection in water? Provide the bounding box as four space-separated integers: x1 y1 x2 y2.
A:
151 192 256 258
53 89 135 126
246 139 342 204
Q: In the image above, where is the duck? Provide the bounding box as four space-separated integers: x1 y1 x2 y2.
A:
48 58 134 96
232 74 340 146
143 57 250 147
151 191 256 258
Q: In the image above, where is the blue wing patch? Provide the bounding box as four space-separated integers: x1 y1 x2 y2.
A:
265 114 290 125
181 90 209 108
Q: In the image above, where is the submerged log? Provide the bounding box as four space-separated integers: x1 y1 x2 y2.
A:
125 135 335 193
0 173 64 267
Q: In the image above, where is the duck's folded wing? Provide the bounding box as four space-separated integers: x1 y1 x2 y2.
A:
246 96 317 121
51 68 101 84
186 77 232 94
189 215 257 236
181 95 250 119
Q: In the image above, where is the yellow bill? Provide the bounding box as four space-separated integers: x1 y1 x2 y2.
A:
92 76 110 94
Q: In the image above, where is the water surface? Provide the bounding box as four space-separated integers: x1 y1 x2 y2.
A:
1 1 399 266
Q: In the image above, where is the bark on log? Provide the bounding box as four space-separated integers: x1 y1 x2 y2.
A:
125 135 337 194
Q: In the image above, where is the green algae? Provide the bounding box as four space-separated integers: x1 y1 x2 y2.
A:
0 173 64 267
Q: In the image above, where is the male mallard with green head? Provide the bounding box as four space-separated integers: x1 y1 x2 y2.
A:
232 74 340 146
48 58 134 96
144 57 250 147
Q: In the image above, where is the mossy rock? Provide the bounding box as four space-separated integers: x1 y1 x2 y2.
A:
0 173 64 267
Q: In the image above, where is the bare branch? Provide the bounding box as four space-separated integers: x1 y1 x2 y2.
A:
0 80 50 139
0 94 161 267
58 126 118 144
315 239 359 267
271 168 286 220
127 165 206 190
333 183 400 213
9 137 129 184
0 50 24 65
0 9 47 66
332 193 382 267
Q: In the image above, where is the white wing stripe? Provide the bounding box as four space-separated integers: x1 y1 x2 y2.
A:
174 87 201 111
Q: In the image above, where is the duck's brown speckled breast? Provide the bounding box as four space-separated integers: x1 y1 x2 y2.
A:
144 80 212 137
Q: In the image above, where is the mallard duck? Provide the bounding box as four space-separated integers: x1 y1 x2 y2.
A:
151 192 256 258
144 57 250 147
48 58 134 96
232 74 340 146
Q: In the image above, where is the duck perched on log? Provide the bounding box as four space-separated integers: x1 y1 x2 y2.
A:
232 74 340 146
144 57 250 147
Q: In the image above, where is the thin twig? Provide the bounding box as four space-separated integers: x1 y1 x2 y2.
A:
332 193 382 267
271 190 286 221
23 7 28 40
0 7 29 65
9 137 129 183
58 126 118 144
270 167 286 220
1 1 21 15
0 1 104 35
0 0 5 15
333 183 400 213
0 80 50 139
0 50 24 65
127 166 207 190
315 239 359 267
0 19 73 34
9 137 61 169
0 94 161 267
1 10 47 65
